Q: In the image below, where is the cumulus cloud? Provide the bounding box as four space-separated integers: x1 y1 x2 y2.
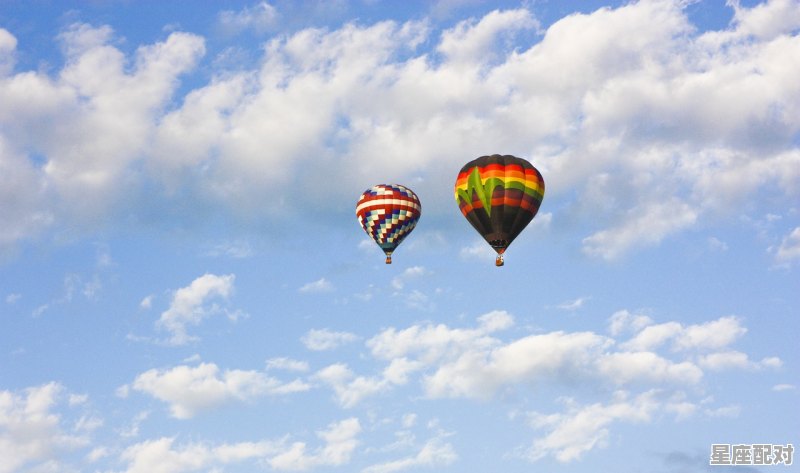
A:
0 383 90 473
156 273 237 345
1 2 798 258
128 362 309 419
299 306 779 464
619 315 747 352
363 310 714 402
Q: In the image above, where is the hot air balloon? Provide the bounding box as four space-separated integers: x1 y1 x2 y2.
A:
454 154 544 266
356 184 421 264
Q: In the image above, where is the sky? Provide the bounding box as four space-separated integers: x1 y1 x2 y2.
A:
0 0 799 472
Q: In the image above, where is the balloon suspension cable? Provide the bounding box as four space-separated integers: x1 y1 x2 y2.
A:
385 255 392 264
495 254 504 267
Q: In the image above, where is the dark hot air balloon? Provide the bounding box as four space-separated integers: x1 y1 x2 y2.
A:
454 154 544 266
356 184 421 264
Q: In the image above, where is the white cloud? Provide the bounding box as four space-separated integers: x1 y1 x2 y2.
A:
217 2 278 35
438 8 538 64
113 418 361 473
608 310 653 336
0 383 90 473
314 363 388 408
116 437 279 473
298 277 334 294
459 239 496 261
266 357 310 372
526 390 660 463
581 199 698 260
673 316 748 351
707 236 729 252
772 383 796 392
619 316 747 352
391 266 428 290
129 362 309 419
773 226 800 264
301 328 357 351
704 404 741 418
0 2 798 258
156 273 236 345
0 28 16 76
555 296 589 311
268 418 361 471
730 0 800 40
362 436 457 473
596 352 702 385
401 413 417 429
139 295 153 310
364 310 712 403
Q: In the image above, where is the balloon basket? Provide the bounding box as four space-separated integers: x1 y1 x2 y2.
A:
385 255 392 264
495 255 504 266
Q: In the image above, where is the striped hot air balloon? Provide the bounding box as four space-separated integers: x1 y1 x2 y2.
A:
454 154 545 266
356 184 421 264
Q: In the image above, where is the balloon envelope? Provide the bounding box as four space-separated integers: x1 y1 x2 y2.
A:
454 154 544 264
356 184 421 264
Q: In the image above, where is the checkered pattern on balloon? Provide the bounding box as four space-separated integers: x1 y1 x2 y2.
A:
356 184 422 264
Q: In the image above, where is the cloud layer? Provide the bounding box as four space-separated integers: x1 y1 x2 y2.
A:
0 0 798 259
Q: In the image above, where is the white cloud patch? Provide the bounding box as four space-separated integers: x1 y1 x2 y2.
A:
268 418 361 471
773 226 800 264
555 296 589 311
459 239 497 261
581 199 698 260
619 316 747 352
314 363 389 409
391 266 428 290
526 390 663 462
298 277 334 294
217 2 278 35
266 357 310 372
156 273 237 345
301 328 358 351
0 383 90 473
362 436 458 473
128 362 309 419
0 28 17 76
112 417 359 473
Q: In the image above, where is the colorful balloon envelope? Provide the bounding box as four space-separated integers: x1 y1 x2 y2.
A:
454 154 545 266
356 184 421 264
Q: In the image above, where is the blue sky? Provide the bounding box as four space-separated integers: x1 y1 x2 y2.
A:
1 0 799 472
